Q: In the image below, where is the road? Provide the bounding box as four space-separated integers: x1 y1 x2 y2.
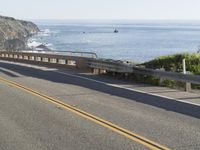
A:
0 60 200 150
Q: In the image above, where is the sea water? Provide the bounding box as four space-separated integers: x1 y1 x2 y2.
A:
30 20 200 63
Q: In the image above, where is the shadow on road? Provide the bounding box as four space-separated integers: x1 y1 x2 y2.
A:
0 68 20 77
0 61 200 119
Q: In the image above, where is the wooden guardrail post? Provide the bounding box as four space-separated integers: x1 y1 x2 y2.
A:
185 82 191 92
76 57 89 70
158 68 165 86
93 68 100 75
183 59 191 92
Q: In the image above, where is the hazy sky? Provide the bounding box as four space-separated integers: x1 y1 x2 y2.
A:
0 0 200 20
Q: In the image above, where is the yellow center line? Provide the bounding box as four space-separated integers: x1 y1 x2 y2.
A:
0 76 170 150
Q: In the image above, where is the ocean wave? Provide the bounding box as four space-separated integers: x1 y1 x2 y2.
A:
27 40 42 48
38 28 60 37
27 39 54 50
45 43 53 47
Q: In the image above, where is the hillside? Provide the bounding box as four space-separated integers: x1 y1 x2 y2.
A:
0 15 39 50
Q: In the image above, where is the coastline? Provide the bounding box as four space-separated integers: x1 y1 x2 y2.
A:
29 20 200 62
0 15 39 51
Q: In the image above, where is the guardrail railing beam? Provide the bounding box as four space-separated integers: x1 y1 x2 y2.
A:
0 51 200 90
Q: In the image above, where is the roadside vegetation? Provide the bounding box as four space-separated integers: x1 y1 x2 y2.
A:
133 53 200 90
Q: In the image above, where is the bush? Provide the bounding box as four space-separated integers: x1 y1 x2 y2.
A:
139 53 200 89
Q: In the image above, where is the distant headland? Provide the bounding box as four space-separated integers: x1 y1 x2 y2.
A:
0 15 39 50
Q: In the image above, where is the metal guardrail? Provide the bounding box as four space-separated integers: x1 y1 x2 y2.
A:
22 50 98 58
88 58 133 73
132 66 200 84
88 58 200 85
0 51 90 70
0 51 200 89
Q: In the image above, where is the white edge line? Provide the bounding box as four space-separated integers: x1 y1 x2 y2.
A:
1 60 200 107
55 70 200 107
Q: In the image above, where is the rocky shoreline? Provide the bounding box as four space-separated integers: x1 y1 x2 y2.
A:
0 15 39 50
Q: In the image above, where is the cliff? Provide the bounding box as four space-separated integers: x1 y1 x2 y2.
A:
0 15 39 50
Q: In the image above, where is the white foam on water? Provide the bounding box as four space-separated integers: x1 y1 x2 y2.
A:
37 29 51 37
45 43 53 47
27 40 42 48
43 29 51 33
27 28 59 51
27 38 54 51
38 28 60 37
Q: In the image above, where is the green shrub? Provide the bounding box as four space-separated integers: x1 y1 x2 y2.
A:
139 53 200 89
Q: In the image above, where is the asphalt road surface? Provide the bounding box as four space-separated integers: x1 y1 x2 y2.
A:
0 60 200 150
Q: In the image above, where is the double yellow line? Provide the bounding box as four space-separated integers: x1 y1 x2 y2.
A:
0 77 170 150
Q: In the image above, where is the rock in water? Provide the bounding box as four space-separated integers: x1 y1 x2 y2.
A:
0 15 39 50
36 44 52 51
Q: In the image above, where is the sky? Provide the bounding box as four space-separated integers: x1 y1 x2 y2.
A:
0 0 200 20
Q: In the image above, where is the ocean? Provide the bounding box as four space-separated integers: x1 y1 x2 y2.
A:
29 20 200 63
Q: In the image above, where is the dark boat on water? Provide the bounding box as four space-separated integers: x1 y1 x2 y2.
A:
114 29 119 33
